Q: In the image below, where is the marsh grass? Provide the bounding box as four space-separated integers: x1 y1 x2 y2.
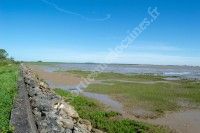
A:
66 70 165 81
66 70 200 117
55 89 168 133
0 63 19 132
86 79 200 117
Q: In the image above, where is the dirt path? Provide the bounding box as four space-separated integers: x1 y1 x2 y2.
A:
11 66 38 133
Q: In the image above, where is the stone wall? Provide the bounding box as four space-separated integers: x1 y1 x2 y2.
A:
12 65 103 133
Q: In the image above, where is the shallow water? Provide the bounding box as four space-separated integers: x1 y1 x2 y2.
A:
81 92 123 113
43 77 123 113
147 110 200 133
37 63 200 79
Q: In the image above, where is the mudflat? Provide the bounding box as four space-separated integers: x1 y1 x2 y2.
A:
29 65 81 86
147 110 200 133
28 64 200 133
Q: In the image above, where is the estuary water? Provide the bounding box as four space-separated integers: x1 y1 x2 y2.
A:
38 63 200 79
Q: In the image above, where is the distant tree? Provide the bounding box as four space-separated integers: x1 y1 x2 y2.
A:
0 49 8 60
10 57 15 62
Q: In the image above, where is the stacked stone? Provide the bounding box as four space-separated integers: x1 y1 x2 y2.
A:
22 66 103 133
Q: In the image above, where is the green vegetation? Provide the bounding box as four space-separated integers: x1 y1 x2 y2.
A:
66 70 165 81
86 81 199 116
25 61 60 66
0 49 8 60
67 70 200 117
55 89 168 133
0 64 19 132
0 49 19 132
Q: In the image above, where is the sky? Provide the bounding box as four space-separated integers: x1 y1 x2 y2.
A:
0 0 200 66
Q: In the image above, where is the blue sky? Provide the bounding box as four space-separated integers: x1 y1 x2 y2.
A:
0 0 200 65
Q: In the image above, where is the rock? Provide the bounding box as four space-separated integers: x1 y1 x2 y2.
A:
79 119 92 131
28 87 41 97
54 102 79 119
33 97 52 112
58 109 71 119
39 81 50 91
74 123 91 133
65 129 73 133
32 108 42 121
61 103 79 119
60 118 74 129
73 127 81 133
49 93 61 100
91 128 104 133
44 113 63 132
25 76 37 87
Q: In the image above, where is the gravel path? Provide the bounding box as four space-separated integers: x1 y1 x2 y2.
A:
10 66 38 133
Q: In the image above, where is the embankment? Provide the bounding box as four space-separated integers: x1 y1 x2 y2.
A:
11 65 103 133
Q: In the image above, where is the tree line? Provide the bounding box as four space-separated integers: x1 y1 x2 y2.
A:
0 49 16 65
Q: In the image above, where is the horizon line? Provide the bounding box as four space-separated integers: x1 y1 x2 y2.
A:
23 61 200 67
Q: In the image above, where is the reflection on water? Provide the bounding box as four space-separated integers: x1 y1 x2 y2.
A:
82 92 123 113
